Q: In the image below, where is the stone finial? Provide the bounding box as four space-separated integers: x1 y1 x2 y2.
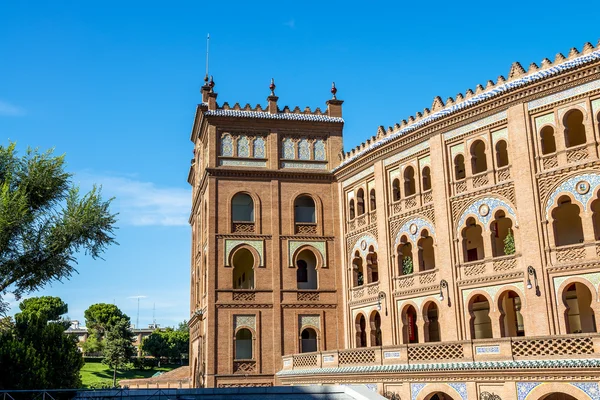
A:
497 75 506 84
508 62 526 80
528 62 539 73
270 78 276 96
583 42 594 54
475 84 484 94
554 53 566 63
486 80 494 89
326 83 343 118
204 74 209 83
208 75 215 92
568 47 580 58
541 58 552 68
331 82 338 100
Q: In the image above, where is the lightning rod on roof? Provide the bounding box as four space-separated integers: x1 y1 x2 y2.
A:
205 34 210 80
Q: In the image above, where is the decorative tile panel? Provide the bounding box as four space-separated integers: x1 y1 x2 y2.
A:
491 128 508 143
448 383 467 400
221 134 233 157
283 138 295 159
289 241 327 268
592 99 600 117
419 155 431 168
544 173 600 218
571 382 600 399
322 355 334 363
314 140 326 161
237 136 250 158
517 382 541 400
299 315 320 330
384 141 430 166
220 159 267 167
394 217 436 247
456 197 517 234
281 161 328 170
553 272 600 305
350 234 378 260
462 282 525 312
451 143 465 158
253 137 265 158
535 113 556 131
205 109 344 123
384 351 400 359
298 139 311 160
475 345 500 354
528 78 600 110
234 315 256 330
411 383 427 400
342 166 375 188
225 240 264 267
444 111 507 141
558 101 588 120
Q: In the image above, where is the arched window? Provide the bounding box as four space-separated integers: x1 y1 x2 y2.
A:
592 195 600 240
470 140 488 174
352 251 364 287
541 126 556 155
402 305 418 344
369 311 382 346
495 140 509 167
470 295 493 339
357 189 365 215
425 303 440 342
499 291 525 337
404 166 416 196
366 246 378 283
300 328 317 353
232 193 254 222
491 210 515 257
355 314 367 348
417 230 435 271
296 249 317 290
392 179 401 202
369 189 376 211
294 196 316 223
564 283 597 334
552 196 584 247
349 199 355 220
454 155 466 180
397 237 413 275
232 248 255 289
235 328 253 359
564 109 586 148
462 217 484 262
422 166 431 191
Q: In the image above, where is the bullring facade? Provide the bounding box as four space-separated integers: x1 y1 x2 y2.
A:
188 42 600 400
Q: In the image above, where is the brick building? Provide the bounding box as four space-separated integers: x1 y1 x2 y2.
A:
188 42 600 399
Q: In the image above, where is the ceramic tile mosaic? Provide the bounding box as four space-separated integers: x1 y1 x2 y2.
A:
558 101 588 121
411 383 427 400
462 282 525 312
394 217 436 247
322 355 334 363
456 196 517 234
517 382 541 400
475 345 500 354
253 137 265 158
383 141 430 166
205 109 344 123
384 351 401 359
314 139 326 161
445 112 508 141
535 113 556 131
492 128 508 143
451 143 465 158
544 173 600 218
221 134 233 157
528 78 600 110
220 159 267 168
281 161 328 170
298 139 311 160
342 166 375 188
350 234 379 261
289 241 327 268
299 315 320 330
553 272 600 305
224 239 264 267
237 136 250 158
234 315 256 330
448 383 468 400
282 138 295 159
571 382 600 399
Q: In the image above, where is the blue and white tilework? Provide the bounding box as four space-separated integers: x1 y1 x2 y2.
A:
314 140 326 161
446 112 507 142
342 166 375 188
571 382 600 399
224 240 264 267
281 161 328 170
205 109 344 123
448 383 468 400
383 141 430 166
517 382 542 400
475 345 500 354
350 234 378 261
220 159 267 168
544 173 600 218
283 138 295 160
394 217 436 247
528 78 600 110
221 134 233 157
334 49 600 171
456 197 517 234
298 139 311 160
411 383 427 400
237 136 250 158
253 137 265 158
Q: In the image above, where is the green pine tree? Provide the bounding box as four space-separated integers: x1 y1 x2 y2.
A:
503 228 516 255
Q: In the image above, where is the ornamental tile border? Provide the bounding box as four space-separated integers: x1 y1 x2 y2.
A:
445 111 507 141
456 196 518 234
592 99 600 117
394 217 436 247
419 155 431 168
462 282 525 312
535 113 556 131
411 383 427 400
343 166 375 188
448 383 468 400
220 159 267 167
289 240 327 268
224 240 264 267
517 382 541 400
334 50 600 171
544 173 600 218
491 128 508 144
299 315 321 330
571 382 600 400
553 272 600 306
383 141 429 167
234 314 256 330
557 101 588 121
475 345 500 355
350 234 379 261
451 143 465 158
205 109 345 123
281 161 328 170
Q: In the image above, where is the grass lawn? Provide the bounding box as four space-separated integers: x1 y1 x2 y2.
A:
80 361 179 388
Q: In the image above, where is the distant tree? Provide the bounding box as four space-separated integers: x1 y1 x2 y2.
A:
142 331 170 367
0 296 83 389
142 326 189 366
168 328 189 365
103 318 135 387
81 332 105 355
177 320 189 333
0 142 117 315
84 303 130 334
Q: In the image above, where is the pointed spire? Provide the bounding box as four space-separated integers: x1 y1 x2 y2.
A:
508 62 526 80
331 82 338 100
269 78 276 96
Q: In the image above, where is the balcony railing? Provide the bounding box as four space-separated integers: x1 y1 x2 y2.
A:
295 222 317 235
394 269 438 291
232 221 255 233
281 333 600 371
458 254 519 281
548 241 600 265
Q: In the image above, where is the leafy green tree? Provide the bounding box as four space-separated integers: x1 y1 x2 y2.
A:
142 331 170 367
103 318 135 387
504 228 516 255
168 328 189 365
177 320 189 333
0 143 117 315
81 332 105 355
83 303 131 356
0 296 83 389
402 256 413 275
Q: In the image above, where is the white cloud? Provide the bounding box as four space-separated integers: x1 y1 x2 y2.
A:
0 100 25 117
76 172 190 227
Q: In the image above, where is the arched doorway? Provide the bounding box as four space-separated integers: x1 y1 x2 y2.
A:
541 394 577 400
563 282 597 333
470 295 493 339
495 140 509 167
369 311 382 346
552 196 584 247
402 305 419 344
498 290 525 337
404 166 416 196
232 248 255 289
300 328 317 353
454 155 466 180
425 302 440 342
425 393 455 400
355 314 367 348
296 249 317 290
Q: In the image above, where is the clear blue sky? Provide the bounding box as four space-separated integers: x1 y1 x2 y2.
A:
1 1 598 327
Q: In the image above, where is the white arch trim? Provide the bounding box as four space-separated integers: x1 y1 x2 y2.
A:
394 217 436 248
545 173 600 219
456 196 517 234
